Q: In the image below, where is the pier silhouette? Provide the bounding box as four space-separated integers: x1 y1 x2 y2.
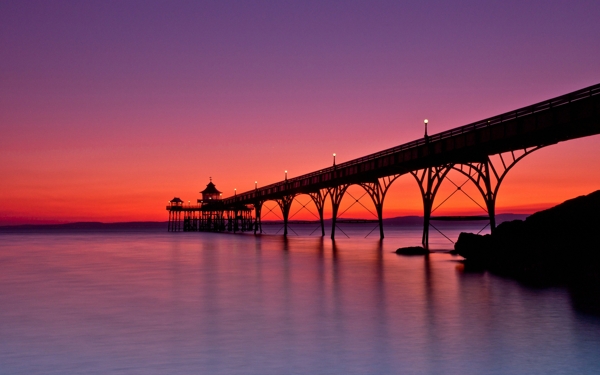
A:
168 84 600 246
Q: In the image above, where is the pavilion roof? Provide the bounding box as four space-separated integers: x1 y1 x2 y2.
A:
200 181 222 195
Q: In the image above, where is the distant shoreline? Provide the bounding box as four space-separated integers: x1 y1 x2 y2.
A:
0 214 528 233
0 221 169 233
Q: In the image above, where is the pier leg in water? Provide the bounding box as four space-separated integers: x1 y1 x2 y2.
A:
233 209 239 233
253 201 263 235
360 175 401 240
327 184 349 240
452 147 542 234
276 195 295 237
309 190 328 237
483 161 496 232
411 165 452 248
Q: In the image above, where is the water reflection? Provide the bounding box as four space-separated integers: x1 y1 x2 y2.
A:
1 231 600 374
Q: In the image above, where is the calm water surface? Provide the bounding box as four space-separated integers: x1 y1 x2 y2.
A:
1 225 599 374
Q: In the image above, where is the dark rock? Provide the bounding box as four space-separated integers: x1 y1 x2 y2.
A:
454 190 600 287
454 232 492 261
395 246 429 255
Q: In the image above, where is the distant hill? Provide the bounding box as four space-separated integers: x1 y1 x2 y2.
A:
268 214 528 226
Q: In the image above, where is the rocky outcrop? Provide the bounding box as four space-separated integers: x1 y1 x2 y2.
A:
454 190 600 285
395 246 429 255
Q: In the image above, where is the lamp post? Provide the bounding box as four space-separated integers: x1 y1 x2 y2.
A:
285 170 288 181
234 188 237 196
255 181 258 189
333 153 336 166
424 119 428 138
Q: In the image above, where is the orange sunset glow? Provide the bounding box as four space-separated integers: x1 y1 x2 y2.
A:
4 3 600 375
1 1 599 225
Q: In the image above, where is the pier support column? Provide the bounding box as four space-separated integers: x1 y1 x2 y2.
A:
218 210 225 232
254 201 263 234
411 165 452 248
452 146 542 233
309 190 328 237
245 210 253 231
276 195 295 237
360 175 401 240
183 211 190 232
327 184 349 240
226 210 233 232
233 209 239 233
170 210 181 232
482 161 497 232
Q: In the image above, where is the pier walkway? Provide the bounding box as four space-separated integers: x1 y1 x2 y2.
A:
168 83 600 245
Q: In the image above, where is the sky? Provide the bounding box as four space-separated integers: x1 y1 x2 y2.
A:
1 0 599 224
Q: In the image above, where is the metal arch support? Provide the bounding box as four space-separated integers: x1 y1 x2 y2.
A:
327 184 350 240
410 164 454 247
359 174 402 240
452 146 543 232
308 189 329 237
257 199 284 234
276 194 296 237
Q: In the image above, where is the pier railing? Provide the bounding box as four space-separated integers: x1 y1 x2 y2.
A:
222 83 600 205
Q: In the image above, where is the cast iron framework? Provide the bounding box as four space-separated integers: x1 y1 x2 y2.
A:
167 83 600 245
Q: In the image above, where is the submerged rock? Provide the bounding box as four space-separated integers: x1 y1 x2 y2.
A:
454 190 600 285
395 246 429 255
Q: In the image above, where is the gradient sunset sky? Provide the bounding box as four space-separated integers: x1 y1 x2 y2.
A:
1 0 600 224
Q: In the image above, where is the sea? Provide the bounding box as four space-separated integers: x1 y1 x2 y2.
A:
1 223 599 374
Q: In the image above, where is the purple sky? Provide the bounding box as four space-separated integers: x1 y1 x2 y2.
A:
1 0 599 223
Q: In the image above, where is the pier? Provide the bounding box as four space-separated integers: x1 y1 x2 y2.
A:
168 83 600 246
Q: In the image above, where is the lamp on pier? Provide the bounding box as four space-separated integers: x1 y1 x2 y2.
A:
255 181 258 189
234 188 237 196
424 119 428 138
333 153 336 166
285 170 288 181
